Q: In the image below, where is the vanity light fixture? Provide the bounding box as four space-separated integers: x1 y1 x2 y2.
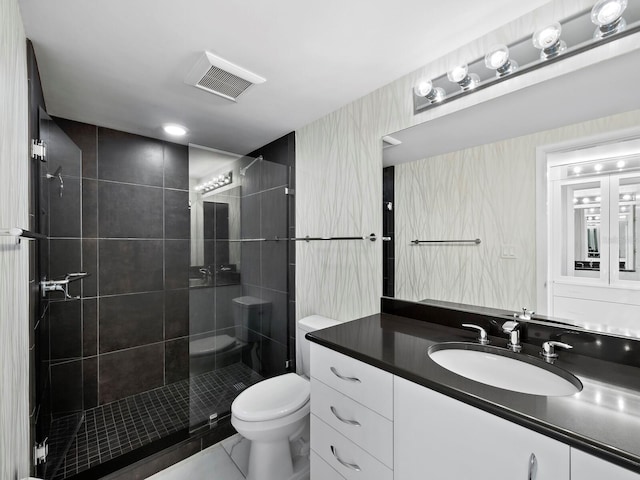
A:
623 193 632 200
532 22 567 59
414 79 446 103
573 166 583 174
484 45 518 77
194 171 233 193
617 160 626 168
163 124 187 136
594 164 603 171
582 197 591 204
446 64 479 91
591 0 628 39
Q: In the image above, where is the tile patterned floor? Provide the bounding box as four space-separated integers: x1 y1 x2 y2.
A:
49 362 263 480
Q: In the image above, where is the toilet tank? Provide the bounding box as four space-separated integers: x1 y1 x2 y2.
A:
298 315 340 377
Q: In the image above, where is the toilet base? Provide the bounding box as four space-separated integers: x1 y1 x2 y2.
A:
247 439 293 480
245 441 310 480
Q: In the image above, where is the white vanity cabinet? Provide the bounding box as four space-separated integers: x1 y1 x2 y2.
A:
309 343 640 480
571 448 640 480
309 343 394 480
394 376 570 480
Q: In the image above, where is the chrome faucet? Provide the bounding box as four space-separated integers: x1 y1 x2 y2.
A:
462 324 490 345
199 266 212 280
502 320 522 352
514 307 535 321
41 272 89 300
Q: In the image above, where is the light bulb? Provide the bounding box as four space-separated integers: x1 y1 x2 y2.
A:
594 164 603 171
447 64 479 91
532 22 566 59
414 79 445 103
582 198 591 204
573 166 582 174
484 45 518 77
447 64 469 83
591 0 627 38
617 160 626 168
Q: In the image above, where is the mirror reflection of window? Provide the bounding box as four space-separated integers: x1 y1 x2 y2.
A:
618 177 639 279
564 182 603 278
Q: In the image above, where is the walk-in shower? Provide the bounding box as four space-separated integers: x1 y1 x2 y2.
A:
31 110 294 479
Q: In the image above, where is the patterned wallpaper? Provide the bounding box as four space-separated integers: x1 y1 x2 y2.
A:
0 0 31 477
394 110 640 311
295 0 606 323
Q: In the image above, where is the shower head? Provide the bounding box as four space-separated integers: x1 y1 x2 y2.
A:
239 155 263 176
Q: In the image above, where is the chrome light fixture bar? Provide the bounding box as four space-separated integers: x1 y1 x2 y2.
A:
414 79 445 103
591 0 628 38
532 22 567 59
413 0 640 115
447 64 479 91
195 171 233 193
484 45 518 77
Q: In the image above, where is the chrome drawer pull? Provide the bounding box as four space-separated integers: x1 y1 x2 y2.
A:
330 366 362 383
330 445 361 472
330 406 361 427
528 453 538 480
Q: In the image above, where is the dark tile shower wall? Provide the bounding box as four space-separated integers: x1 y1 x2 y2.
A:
383 166 395 297
242 133 296 377
49 117 190 412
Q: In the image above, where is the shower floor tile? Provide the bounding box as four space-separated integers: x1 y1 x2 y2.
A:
50 362 263 480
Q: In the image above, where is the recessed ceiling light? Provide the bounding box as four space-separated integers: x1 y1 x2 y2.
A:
163 124 188 136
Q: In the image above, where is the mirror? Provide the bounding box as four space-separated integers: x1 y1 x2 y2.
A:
382 11 640 338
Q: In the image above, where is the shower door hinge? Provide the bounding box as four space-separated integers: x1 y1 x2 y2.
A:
285 188 295 196
209 413 218 428
31 139 46 161
285 360 291 369
34 438 48 465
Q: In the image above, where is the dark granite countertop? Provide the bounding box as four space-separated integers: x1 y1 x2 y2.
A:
307 312 640 474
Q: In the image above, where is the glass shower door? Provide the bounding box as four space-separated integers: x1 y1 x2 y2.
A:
34 110 85 480
188 153 290 432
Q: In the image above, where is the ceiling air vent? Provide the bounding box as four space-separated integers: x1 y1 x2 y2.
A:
185 51 266 102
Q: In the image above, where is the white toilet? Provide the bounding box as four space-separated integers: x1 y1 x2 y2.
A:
231 315 340 480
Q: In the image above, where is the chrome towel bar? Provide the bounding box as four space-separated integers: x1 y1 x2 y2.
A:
411 238 481 245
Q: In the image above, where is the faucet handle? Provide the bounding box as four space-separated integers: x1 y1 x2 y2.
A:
541 341 572 360
462 324 490 345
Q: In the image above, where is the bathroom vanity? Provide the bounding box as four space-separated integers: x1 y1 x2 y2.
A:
307 302 640 480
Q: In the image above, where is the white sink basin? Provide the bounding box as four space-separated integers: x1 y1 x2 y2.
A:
428 343 582 396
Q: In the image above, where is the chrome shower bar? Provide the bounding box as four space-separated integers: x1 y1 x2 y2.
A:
411 238 481 245
227 234 379 242
292 234 378 242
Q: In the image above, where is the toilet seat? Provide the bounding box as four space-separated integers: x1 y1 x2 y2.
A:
190 334 236 356
232 373 310 422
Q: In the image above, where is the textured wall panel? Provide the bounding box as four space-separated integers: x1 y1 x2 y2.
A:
0 0 30 477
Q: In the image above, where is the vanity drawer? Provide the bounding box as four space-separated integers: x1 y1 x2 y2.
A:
311 451 346 480
311 378 393 468
311 414 393 480
310 343 393 419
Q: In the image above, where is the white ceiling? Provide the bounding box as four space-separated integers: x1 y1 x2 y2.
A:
18 0 549 155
